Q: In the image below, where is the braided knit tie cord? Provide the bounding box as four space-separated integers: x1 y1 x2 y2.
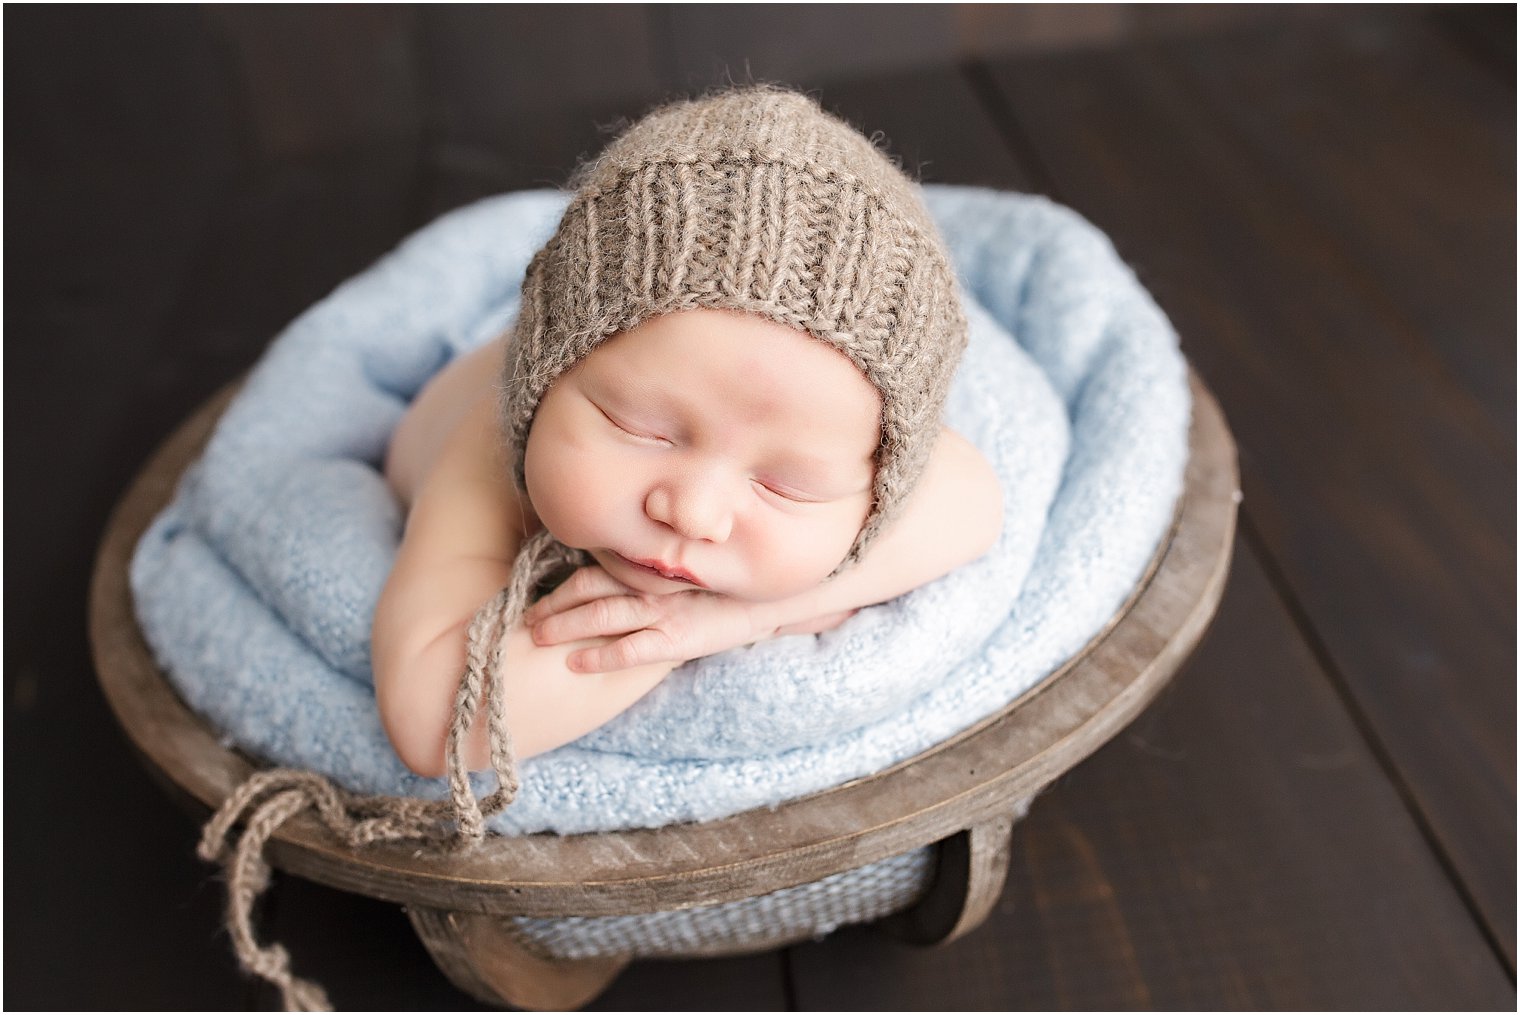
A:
196 529 589 1011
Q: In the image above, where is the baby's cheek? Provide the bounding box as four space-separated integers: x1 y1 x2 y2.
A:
526 443 606 548
743 514 858 600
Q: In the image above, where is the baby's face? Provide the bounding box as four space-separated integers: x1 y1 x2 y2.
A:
524 308 881 601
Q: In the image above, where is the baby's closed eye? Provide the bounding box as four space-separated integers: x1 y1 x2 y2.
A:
597 404 672 445
751 479 820 505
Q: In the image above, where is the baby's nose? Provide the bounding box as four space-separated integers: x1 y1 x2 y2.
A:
646 470 734 543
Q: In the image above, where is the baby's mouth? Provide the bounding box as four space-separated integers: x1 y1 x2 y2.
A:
613 552 705 588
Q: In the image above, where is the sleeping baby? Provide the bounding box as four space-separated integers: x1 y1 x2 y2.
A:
371 86 1004 778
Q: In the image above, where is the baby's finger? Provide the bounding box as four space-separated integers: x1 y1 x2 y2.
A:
568 627 680 673
523 566 626 624
531 595 659 645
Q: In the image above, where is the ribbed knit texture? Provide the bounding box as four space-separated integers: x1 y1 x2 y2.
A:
502 87 968 566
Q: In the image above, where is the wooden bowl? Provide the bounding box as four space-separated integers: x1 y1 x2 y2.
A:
89 369 1238 1009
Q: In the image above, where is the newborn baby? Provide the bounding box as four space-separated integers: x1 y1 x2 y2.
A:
371 87 1004 777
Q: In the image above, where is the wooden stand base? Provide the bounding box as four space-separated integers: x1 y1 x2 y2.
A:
409 907 629 1011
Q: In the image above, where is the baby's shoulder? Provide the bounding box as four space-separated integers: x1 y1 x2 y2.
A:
386 336 508 506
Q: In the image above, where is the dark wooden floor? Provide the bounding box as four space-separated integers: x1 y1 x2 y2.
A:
6 6 1514 1010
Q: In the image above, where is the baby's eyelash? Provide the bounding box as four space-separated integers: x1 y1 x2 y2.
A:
753 479 815 504
598 405 669 444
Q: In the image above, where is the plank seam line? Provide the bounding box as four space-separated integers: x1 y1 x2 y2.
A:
780 944 801 1011
406 7 448 232
959 59 1064 199
1239 508 1516 983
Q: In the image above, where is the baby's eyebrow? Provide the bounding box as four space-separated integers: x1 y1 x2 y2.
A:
590 380 677 422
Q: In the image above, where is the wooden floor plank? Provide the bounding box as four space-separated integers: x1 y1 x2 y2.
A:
410 11 1038 219
980 12 1516 964
814 71 1038 193
4 6 240 661
411 6 670 218
1168 13 1514 449
587 952 791 1012
4 11 433 1009
790 539 1516 1009
4 13 270 1007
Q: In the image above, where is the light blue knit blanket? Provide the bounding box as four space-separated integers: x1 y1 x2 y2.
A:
129 186 1190 835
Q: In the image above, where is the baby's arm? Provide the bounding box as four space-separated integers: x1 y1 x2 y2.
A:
529 426 1004 670
371 386 676 777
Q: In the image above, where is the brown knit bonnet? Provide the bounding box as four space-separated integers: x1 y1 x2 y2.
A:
502 86 968 568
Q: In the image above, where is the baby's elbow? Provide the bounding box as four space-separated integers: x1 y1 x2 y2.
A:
393 731 448 780
373 629 464 780
959 443 1005 563
931 427 1004 567
377 684 450 779
978 472 1005 558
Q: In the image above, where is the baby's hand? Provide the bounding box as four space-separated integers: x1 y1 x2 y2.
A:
523 565 774 673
